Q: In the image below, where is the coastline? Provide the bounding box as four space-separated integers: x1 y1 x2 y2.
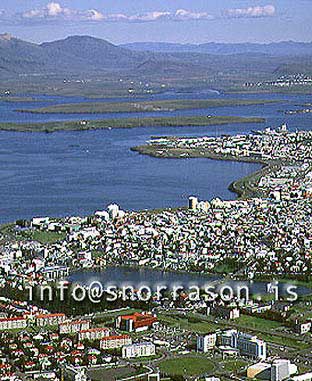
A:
131 143 278 199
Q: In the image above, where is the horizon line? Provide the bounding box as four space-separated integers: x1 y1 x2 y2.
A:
1 32 312 46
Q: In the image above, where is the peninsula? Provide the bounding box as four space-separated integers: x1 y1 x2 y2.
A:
132 124 311 199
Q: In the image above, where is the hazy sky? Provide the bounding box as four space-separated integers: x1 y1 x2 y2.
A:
0 0 311 44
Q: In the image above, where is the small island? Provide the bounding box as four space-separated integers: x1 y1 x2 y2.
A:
0 115 265 133
17 98 278 114
0 96 39 103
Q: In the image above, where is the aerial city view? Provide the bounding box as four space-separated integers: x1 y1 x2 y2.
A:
1 1 312 380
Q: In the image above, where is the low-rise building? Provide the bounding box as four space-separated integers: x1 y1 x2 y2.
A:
36 313 66 327
78 327 110 342
0 317 27 331
212 305 240 320
115 312 158 332
293 320 311 334
122 342 156 359
40 265 69 280
100 335 132 350
247 363 272 379
59 320 90 335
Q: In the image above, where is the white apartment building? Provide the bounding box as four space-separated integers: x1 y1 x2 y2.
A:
122 342 156 359
197 333 217 352
0 317 27 331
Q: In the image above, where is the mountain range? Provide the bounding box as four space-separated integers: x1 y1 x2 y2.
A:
121 41 312 56
0 33 311 79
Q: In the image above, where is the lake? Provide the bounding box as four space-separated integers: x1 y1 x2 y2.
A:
68 267 311 297
1 91 312 223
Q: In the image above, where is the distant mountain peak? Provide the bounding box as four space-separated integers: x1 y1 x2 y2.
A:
45 35 116 46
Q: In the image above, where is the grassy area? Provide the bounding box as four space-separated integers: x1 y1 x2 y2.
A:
16 230 67 244
160 312 308 352
0 224 66 244
234 315 283 331
0 115 265 133
94 308 139 324
159 355 215 377
261 333 309 350
159 314 218 333
220 359 249 373
289 304 312 319
87 365 145 381
0 223 15 235
214 258 241 274
19 98 277 114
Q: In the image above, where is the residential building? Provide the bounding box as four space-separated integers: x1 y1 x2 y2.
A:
0 317 27 331
78 327 110 342
122 342 156 359
100 335 132 350
294 320 311 334
115 312 158 332
197 333 217 352
40 265 69 280
212 305 240 320
59 320 90 335
36 313 66 327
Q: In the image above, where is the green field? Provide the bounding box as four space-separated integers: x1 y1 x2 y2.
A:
16 230 67 244
234 315 283 331
94 308 139 324
159 314 219 333
159 355 215 377
87 365 146 381
0 115 265 133
220 359 249 372
18 98 277 114
261 333 309 350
